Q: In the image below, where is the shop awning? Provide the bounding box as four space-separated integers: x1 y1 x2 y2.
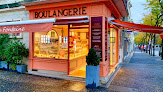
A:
55 16 89 24
0 18 55 34
111 20 163 34
0 16 89 34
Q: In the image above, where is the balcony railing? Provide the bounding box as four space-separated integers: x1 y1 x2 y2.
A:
0 2 22 9
23 0 48 4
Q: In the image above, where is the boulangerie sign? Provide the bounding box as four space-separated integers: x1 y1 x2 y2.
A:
34 7 87 19
0 23 53 33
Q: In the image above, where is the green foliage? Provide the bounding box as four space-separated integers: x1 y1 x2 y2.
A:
4 38 29 70
0 34 10 61
134 32 146 45
145 0 162 15
10 64 16 71
86 48 100 66
141 13 157 26
135 32 162 45
139 0 163 45
155 34 162 44
143 0 163 27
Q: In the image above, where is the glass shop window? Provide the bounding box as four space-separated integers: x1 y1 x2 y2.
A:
69 25 89 59
41 35 50 43
34 25 68 59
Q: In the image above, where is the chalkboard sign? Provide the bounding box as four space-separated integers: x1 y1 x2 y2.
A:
91 17 102 61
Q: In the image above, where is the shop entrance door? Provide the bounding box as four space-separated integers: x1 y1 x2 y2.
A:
68 23 89 78
110 28 116 67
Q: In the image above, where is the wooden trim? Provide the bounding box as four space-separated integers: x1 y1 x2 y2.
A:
69 27 89 29
71 23 89 26
56 18 88 22
68 24 70 75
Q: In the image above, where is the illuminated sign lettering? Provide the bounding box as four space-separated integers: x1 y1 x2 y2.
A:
34 7 87 18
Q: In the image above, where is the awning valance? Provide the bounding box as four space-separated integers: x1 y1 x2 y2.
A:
111 20 163 34
0 16 89 34
0 18 55 34
55 16 89 24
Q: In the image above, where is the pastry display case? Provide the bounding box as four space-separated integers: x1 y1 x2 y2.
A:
69 31 88 60
34 25 68 59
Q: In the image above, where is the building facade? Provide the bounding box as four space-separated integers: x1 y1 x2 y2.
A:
0 0 134 85
0 0 29 67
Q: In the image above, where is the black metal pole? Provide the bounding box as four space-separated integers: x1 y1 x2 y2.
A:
145 38 146 52
161 39 163 60
143 38 145 52
150 34 153 55
148 34 151 54
146 33 148 53
153 34 155 56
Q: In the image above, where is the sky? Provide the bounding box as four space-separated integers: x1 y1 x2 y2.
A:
130 0 151 23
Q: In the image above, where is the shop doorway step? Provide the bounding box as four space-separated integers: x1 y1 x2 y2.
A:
27 69 85 82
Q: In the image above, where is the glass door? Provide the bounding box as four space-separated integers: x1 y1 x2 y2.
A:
68 23 89 78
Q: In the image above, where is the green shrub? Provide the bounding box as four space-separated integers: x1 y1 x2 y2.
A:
0 34 10 61
4 38 29 70
86 48 100 66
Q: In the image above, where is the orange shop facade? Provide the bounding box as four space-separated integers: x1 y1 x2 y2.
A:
1 0 127 84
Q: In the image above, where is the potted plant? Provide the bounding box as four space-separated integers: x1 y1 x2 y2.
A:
85 48 100 88
4 38 29 73
0 34 10 70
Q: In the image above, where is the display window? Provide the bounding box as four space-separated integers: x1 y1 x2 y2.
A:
34 25 68 59
69 25 89 59
69 24 89 78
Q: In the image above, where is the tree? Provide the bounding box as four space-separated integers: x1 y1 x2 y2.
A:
137 0 163 45
144 0 163 27
141 13 157 26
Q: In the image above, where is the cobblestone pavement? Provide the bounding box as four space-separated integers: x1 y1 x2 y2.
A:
108 48 163 92
0 69 109 92
1 48 163 92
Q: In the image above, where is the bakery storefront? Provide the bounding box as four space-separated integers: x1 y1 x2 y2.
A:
0 0 128 83
25 1 112 79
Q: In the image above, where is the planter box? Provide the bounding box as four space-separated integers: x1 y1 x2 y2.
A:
86 65 99 88
0 61 2 69
0 61 8 70
16 65 27 73
9 69 17 72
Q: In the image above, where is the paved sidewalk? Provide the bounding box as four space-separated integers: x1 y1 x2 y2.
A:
108 48 163 92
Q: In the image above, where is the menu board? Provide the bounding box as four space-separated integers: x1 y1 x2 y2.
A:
91 17 102 61
105 17 107 61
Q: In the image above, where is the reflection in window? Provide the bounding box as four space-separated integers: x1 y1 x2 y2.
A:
34 25 68 59
41 35 50 43
64 37 68 43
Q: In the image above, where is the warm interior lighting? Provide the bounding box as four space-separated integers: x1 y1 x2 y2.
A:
69 24 89 78
34 25 68 59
